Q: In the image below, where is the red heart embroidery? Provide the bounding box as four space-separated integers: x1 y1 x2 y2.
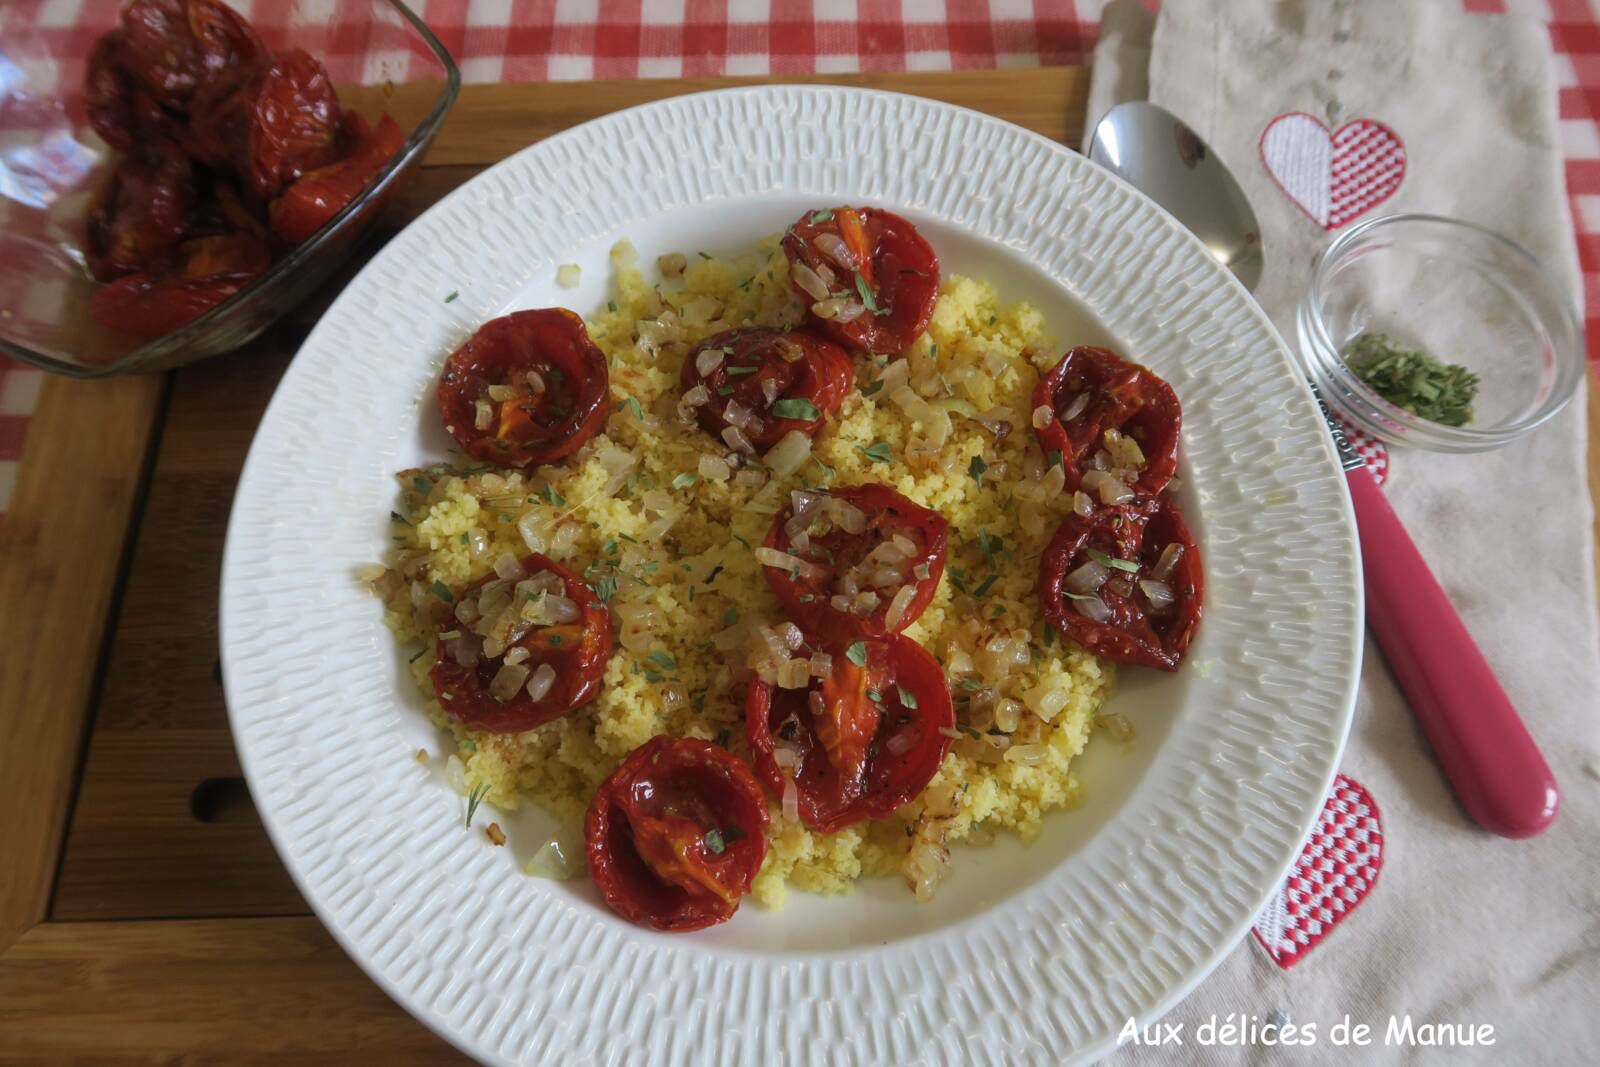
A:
1334 414 1390 487
1259 113 1407 230
1252 774 1385 969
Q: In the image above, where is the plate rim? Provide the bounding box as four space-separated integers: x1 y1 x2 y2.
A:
220 83 1363 1067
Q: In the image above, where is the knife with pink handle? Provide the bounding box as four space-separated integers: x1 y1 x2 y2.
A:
1318 395 1559 837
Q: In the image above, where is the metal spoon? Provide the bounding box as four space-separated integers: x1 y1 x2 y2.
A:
1087 101 1558 838
1089 101 1264 291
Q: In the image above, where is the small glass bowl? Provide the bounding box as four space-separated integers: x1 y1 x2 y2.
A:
0 0 459 378
1296 213 1584 452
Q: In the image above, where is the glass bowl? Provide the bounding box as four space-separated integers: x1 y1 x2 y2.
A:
0 0 459 378
1296 213 1584 452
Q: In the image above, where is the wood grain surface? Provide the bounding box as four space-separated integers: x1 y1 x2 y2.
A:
0 373 164 951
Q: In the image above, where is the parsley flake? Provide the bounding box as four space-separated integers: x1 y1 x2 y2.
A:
1087 547 1139 573
430 580 454 603
671 472 697 490
896 684 918 709
968 455 988 486
845 641 868 667
464 782 491 827
444 290 459 304
857 441 893 463
771 397 821 420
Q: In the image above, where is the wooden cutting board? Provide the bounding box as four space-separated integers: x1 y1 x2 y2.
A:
0 68 1088 1064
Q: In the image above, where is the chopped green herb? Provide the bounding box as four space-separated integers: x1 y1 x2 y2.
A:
703 826 744 854
771 397 821 420
464 782 491 827
991 603 1006 618
537 484 566 507
699 693 713 715
733 533 752 550
867 688 884 704
458 533 469 544
896 683 918 709
430 580 454 603
988 315 997 326
722 606 739 626
698 251 713 260
409 646 428 663
811 457 835 481
845 641 868 667
438 630 460 641
957 678 983 692
549 634 564 646
853 272 890 317
618 533 638 543
860 378 885 397
389 510 412 525
602 538 619 555
968 455 988 486
412 476 432 494
444 290 459 304
948 566 969 594
717 385 735 397
592 575 618 602
617 396 644 420
857 441 893 463
1087 548 1139 573
648 650 676 670
725 365 760 376
972 573 998 597
809 209 834 223
671 472 697 490
1047 449 1064 469
798 593 815 603
1343 332 1479 426
644 669 665 683
607 300 617 313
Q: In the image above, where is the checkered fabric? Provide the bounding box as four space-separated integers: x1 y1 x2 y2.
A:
1 0 1597 515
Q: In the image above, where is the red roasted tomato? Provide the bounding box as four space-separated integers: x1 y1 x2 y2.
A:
236 48 342 198
437 309 612 469
761 483 949 639
1037 496 1203 671
1032 346 1181 495
781 206 939 354
85 33 139 151
585 736 769 931
746 634 954 833
678 327 853 452
269 113 406 244
89 273 250 337
186 0 264 81
429 553 613 734
86 148 195 281
115 0 204 110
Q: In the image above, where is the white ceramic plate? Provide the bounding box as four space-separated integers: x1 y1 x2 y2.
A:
221 86 1362 1066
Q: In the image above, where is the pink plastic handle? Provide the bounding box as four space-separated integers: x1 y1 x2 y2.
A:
1347 465 1559 837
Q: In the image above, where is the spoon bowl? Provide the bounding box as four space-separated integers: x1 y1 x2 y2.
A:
1089 101 1265 292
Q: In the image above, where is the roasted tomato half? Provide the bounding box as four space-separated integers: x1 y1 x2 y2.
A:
1037 496 1203 671
746 634 954 833
781 206 939 354
186 0 264 81
115 0 204 110
89 271 251 337
437 309 611 469
429 553 612 733
235 48 342 198
678 327 853 453
761 484 948 639
86 147 195 281
270 113 406 244
1032 346 1181 495
585 736 769 931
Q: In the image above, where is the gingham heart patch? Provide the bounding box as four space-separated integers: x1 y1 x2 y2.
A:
1335 414 1390 487
1252 774 1385 969
1260 113 1406 230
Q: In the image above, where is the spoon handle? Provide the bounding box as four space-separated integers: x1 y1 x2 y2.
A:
1346 465 1559 837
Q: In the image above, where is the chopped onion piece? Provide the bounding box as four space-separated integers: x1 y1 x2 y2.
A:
809 651 833 677
698 454 732 482
492 552 525 581
791 262 830 301
1031 404 1053 430
885 727 919 757
1065 560 1109 596
884 584 917 631
813 232 857 270
489 661 532 702
525 369 546 394
721 425 755 454
812 297 865 322
1151 542 1185 582
1004 743 1049 766
1073 595 1114 623
657 252 687 277
755 546 827 581
556 263 581 288
776 658 811 689
1072 490 1095 517
1061 391 1090 421
695 348 725 376
1139 579 1176 609
486 383 519 402
473 399 494 431
521 662 555 701
781 776 800 822
765 430 812 477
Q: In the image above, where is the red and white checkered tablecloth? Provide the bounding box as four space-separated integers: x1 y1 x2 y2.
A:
2 0 1598 515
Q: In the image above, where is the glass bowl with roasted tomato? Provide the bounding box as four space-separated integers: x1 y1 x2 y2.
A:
0 0 459 377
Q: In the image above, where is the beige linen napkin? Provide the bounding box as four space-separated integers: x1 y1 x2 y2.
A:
1088 1 1600 1061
